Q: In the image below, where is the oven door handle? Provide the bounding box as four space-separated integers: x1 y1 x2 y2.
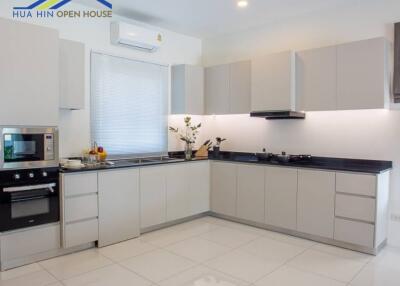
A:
3 183 56 193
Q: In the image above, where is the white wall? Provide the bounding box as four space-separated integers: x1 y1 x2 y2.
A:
0 1 202 157
203 0 400 245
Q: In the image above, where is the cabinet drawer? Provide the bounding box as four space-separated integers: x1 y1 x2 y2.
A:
65 194 98 223
334 218 374 248
64 172 97 197
335 194 376 222
336 172 376 197
64 219 98 248
0 224 60 261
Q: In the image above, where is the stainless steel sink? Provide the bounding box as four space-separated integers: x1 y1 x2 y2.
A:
108 156 183 166
143 157 183 163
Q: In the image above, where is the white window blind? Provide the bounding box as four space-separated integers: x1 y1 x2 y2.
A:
91 52 168 157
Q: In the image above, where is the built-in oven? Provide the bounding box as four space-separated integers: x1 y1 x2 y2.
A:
0 167 59 231
0 127 59 170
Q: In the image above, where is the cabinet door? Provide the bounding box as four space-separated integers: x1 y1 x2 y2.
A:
64 219 98 249
265 167 298 230
140 166 166 228
0 18 59 126
187 161 210 215
0 224 60 262
63 172 98 197
251 51 295 112
205 65 230 114
334 218 374 248
336 172 377 197
166 164 189 221
297 46 337 111
237 164 265 223
337 38 388 110
60 39 85 110
98 169 140 247
211 162 237 216
230 61 251 114
65 194 98 223
186 65 204 115
297 169 335 238
171 65 204 115
171 65 186 114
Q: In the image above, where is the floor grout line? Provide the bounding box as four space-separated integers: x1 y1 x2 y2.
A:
346 254 375 286
116 260 164 285
250 243 311 285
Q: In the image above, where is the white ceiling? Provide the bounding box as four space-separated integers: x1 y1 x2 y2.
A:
77 0 361 39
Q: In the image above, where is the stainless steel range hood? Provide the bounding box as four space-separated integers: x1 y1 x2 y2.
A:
250 111 306 120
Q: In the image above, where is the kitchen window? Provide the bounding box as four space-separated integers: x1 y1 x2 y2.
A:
90 52 168 157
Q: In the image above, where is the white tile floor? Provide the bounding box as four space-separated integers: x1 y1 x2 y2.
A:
1 216 399 286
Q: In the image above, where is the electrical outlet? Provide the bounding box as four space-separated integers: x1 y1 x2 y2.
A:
391 213 400 222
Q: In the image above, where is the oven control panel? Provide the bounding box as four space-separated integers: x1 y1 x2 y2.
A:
0 168 59 184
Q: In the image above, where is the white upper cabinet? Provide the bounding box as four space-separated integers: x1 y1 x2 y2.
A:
60 39 85 110
297 46 337 111
337 37 389 110
205 64 230 114
171 64 204 115
205 61 251 115
230 61 251 114
0 18 59 126
251 51 296 112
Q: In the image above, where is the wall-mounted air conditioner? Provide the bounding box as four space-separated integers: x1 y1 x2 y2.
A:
110 22 163 53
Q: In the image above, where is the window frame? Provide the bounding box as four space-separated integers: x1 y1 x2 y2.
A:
89 50 171 159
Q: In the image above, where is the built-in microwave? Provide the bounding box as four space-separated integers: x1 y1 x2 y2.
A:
0 127 59 170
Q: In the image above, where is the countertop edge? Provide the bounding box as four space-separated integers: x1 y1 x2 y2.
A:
60 155 392 174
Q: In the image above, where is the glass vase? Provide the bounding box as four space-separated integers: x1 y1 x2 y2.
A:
184 143 193 160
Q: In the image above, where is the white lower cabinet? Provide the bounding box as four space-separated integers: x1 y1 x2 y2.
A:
140 166 167 229
64 220 98 249
141 162 210 229
334 218 375 248
65 194 98 223
62 173 99 248
64 172 98 197
335 194 376 223
0 224 60 262
211 162 237 217
236 164 265 223
333 171 389 249
336 172 377 197
166 164 190 221
166 162 211 221
98 169 140 247
186 161 210 215
265 167 298 230
297 169 335 238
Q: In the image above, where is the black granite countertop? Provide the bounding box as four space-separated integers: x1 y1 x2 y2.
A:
209 152 392 174
60 156 208 173
60 151 392 174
